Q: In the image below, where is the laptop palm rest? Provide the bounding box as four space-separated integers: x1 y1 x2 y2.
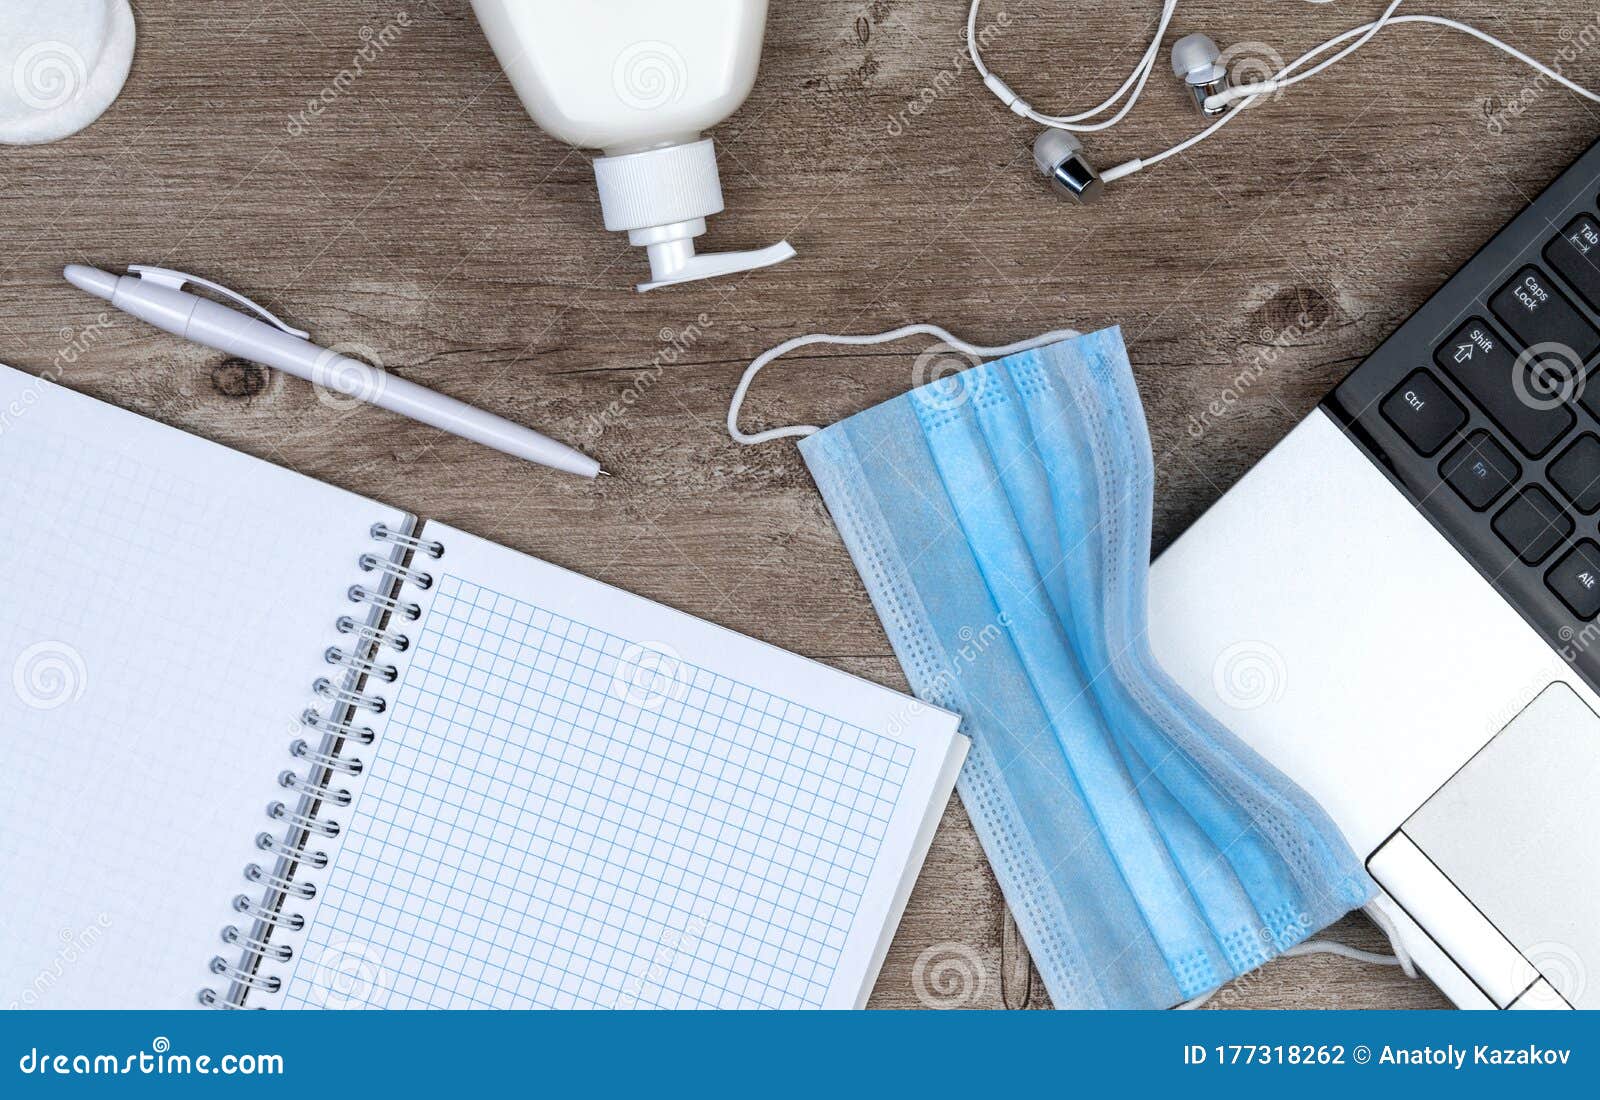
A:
1372 682 1598 1008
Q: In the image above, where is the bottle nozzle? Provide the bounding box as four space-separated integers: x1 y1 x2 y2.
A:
638 239 796 293
593 139 795 293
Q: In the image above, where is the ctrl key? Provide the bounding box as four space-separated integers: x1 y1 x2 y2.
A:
1547 540 1600 619
1381 369 1466 456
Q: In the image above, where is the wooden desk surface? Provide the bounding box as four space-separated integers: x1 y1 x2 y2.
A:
8 0 1597 1009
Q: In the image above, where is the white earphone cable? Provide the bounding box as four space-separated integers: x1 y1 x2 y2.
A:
1112 6 1600 179
1211 5 1600 111
975 0 1600 180
727 324 1082 445
1109 6 1405 178
968 0 1180 132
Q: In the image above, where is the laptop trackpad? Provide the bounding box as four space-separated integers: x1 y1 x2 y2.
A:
1404 682 1600 1008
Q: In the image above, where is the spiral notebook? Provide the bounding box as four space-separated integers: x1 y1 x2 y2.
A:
0 365 966 1010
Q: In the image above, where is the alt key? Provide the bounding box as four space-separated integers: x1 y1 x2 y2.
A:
1547 540 1600 620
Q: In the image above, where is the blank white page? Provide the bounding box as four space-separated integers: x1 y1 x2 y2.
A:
269 522 966 1009
0 365 410 1009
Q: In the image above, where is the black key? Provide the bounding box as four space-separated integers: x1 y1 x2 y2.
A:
1546 540 1600 619
1582 367 1600 423
1548 433 1600 513
1492 486 1572 564
1440 431 1520 509
1545 215 1600 314
1380 370 1466 456
1435 318 1574 456
1490 266 1600 363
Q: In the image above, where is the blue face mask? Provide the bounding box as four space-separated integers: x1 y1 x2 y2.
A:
729 324 1373 1008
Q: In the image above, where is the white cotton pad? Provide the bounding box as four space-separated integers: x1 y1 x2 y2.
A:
0 0 136 145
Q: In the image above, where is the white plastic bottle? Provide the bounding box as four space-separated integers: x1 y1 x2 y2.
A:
471 0 794 292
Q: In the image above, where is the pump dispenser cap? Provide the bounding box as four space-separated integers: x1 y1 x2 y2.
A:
592 138 794 292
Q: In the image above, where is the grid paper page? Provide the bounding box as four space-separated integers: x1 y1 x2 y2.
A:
274 523 964 1009
0 365 410 1008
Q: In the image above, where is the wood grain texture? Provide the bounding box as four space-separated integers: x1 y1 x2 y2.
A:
7 0 1595 1009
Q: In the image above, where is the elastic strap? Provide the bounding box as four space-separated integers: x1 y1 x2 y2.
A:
1174 916 1418 1009
727 323 1081 445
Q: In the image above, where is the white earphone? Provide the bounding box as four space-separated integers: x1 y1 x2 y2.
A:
968 0 1600 202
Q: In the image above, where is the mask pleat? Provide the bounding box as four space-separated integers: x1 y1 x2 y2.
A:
911 377 1229 994
803 407 1177 1007
1082 356 1373 928
1032 336 1356 955
795 326 1373 1008
960 362 1265 991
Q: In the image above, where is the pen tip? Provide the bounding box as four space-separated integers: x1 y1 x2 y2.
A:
64 264 118 301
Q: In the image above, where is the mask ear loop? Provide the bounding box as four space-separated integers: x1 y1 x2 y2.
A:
726 323 1082 445
1173 912 1419 1009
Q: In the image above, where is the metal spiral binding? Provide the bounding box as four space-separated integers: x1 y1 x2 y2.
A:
350 584 422 621
232 894 304 930
199 521 441 1008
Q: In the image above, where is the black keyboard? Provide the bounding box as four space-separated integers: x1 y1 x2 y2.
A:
1325 136 1600 680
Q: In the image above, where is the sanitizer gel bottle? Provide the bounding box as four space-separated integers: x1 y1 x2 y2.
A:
471 0 794 292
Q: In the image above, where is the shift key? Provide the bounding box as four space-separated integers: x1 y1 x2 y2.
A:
1435 318 1574 456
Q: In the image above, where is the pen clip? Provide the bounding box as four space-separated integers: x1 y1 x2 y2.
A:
128 266 311 340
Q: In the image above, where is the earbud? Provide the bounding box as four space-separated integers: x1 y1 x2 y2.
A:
1170 33 1230 116
969 1 1600 204
1032 130 1103 203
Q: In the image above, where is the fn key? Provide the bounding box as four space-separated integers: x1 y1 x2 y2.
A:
1381 370 1466 456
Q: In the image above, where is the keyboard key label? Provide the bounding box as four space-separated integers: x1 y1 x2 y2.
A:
1380 370 1465 456
1509 273 1549 314
1568 218 1599 258
1455 324 1495 363
1491 265 1600 363
1435 318 1574 456
1547 541 1600 620
1442 431 1520 510
1546 214 1600 315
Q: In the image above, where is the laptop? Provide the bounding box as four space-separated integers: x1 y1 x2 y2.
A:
1148 136 1600 1010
